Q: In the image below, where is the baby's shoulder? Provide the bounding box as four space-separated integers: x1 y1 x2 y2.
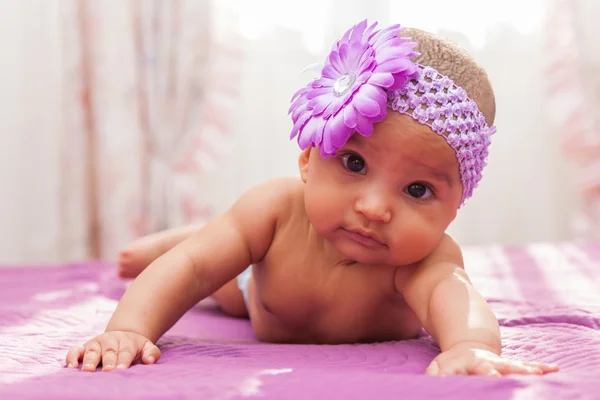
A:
410 233 464 273
428 233 464 267
257 176 304 203
246 176 305 218
394 233 464 293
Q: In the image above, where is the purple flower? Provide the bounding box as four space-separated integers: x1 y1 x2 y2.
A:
288 20 419 157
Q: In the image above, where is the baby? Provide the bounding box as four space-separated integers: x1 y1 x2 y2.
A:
66 21 559 377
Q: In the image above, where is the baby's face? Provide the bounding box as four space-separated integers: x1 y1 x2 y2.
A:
300 112 463 266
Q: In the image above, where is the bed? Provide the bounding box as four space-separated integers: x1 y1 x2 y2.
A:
1 241 599 399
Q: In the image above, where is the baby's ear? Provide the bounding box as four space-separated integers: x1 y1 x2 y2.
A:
297 148 311 183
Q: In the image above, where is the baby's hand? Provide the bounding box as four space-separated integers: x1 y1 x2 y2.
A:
65 331 161 372
426 343 559 377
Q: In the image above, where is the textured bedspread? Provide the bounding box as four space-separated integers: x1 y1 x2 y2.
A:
1 242 600 399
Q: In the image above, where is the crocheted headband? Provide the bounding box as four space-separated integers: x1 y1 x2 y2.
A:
288 20 495 205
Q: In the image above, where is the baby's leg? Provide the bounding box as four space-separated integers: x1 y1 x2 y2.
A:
212 279 249 318
118 225 201 278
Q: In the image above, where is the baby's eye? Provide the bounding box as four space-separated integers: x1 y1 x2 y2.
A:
341 153 367 174
405 183 433 199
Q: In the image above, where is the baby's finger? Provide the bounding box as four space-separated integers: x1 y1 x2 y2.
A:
523 361 559 374
65 345 85 368
439 365 468 376
115 342 137 369
470 361 501 377
497 361 542 376
100 338 119 372
140 340 161 365
81 341 102 372
425 359 440 376
431 358 468 376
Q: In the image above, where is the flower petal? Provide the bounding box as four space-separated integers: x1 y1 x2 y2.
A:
364 21 379 40
353 94 380 118
368 72 394 88
322 64 338 79
352 83 386 118
369 24 401 48
388 74 410 90
357 69 373 84
355 112 374 136
291 101 309 122
313 115 326 145
348 40 365 66
377 57 414 74
359 83 387 105
298 117 319 149
343 104 358 129
308 95 332 116
288 93 308 115
312 77 335 88
375 46 416 65
350 19 368 42
326 96 349 118
338 43 349 62
372 101 388 123
321 119 337 156
290 111 311 139
337 26 352 48
319 144 331 158
290 86 309 104
307 87 333 100
329 50 346 75
328 110 353 147
358 53 375 72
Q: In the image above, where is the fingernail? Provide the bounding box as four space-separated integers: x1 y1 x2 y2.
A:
148 356 155 363
67 363 73 368
116 364 126 369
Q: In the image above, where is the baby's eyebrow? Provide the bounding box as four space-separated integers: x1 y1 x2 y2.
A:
414 162 454 188
429 169 453 188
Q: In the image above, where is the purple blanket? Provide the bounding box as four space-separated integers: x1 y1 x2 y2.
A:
1 242 600 399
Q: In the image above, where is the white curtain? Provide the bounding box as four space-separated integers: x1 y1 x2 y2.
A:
0 0 596 264
545 0 600 240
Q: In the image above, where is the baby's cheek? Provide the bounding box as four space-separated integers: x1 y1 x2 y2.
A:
304 189 336 227
392 218 441 262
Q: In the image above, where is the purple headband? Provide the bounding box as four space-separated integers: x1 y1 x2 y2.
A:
288 20 495 205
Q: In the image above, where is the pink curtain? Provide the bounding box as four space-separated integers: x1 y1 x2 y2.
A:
546 0 600 238
60 0 241 259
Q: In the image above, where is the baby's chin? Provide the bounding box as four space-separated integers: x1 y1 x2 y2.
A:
332 239 434 267
331 241 399 266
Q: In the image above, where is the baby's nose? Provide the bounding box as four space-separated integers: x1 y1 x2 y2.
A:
354 194 392 223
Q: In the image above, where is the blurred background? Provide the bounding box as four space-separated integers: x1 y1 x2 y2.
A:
0 0 598 264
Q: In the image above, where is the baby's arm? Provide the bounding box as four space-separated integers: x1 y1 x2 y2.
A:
66 178 293 371
396 235 559 376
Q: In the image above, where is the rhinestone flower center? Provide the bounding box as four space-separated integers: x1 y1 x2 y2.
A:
332 73 357 96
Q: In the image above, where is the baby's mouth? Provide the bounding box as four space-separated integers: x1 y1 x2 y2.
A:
342 228 387 248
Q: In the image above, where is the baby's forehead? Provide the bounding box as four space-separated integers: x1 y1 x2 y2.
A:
347 125 459 181
349 113 454 157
